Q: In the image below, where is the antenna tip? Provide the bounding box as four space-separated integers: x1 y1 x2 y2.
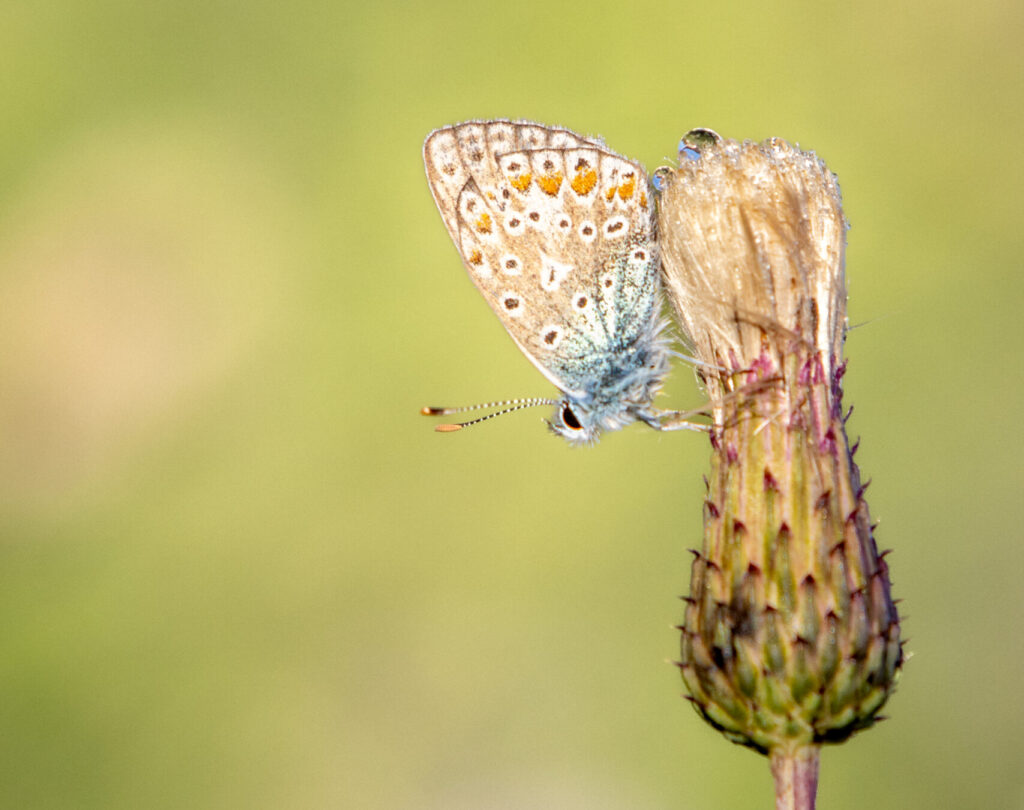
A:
435 423 463 433
421 406 445 415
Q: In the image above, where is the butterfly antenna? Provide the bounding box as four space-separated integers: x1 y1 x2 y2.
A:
420 398 557 433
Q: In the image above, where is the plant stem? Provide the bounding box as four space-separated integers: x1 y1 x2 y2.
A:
770 747 820 810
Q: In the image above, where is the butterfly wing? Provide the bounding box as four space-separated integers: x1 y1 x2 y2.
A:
423 120 660 399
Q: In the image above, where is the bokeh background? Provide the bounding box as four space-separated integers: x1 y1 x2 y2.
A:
1 1 1020 808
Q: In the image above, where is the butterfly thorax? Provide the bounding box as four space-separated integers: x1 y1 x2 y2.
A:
548 320 671 444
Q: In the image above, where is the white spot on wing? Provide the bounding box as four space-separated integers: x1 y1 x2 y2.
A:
539 254 573 291
499 291 524 318
503 213 525 235
539 325 564 349
603 216 629 239
499 254 522 275
578 220 597 244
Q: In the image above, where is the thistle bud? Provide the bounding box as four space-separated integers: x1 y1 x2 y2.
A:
656 131 901 801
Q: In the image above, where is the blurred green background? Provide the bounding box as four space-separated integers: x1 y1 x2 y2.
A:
1 1 1020 808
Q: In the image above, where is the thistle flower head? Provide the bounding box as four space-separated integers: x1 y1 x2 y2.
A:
657 130 901 758
657 130 847 388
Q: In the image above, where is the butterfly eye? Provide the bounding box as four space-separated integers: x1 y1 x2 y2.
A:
560 404 582 431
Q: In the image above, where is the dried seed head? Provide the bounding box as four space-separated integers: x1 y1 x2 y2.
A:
657 130 901 756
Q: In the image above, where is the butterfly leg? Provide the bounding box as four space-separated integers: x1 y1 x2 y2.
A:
643 409 710 433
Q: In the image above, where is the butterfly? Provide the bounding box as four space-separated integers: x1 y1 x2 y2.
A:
422 120 689 444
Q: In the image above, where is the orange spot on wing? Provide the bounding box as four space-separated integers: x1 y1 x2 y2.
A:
639 191 648 208
468 249 483 265
617 175 636 200
475 212 492 233
537 172 563 196
510 172 532 192
604 185 617 202
570 168 597 196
